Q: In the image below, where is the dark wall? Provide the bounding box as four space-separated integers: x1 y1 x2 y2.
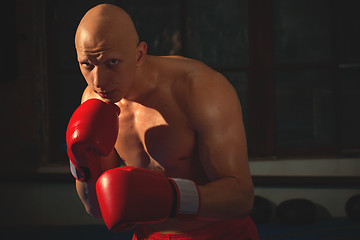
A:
1 0 360 175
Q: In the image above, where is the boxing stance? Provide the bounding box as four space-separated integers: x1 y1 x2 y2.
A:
67 99 200 232
67 3 258 239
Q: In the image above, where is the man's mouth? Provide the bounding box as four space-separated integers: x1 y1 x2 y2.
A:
96 90 113 98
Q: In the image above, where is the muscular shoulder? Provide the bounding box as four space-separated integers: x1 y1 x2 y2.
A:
171 60 241 129
167 57 229 95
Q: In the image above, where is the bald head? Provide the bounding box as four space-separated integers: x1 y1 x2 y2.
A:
75 4 139 52
74 4 148 103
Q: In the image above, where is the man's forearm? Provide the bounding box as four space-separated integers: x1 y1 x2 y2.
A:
75 149 121 218
76 166 254 222
76 180 102 218
197 177 254 220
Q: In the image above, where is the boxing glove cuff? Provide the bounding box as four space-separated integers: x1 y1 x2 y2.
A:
69 160 89 182
170 178 200 219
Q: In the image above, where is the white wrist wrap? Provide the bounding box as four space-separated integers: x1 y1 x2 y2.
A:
171 178 200 216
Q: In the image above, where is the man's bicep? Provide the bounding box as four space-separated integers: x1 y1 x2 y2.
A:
190 76 250 181
196 110 249 181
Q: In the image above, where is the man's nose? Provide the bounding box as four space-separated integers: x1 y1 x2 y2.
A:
93 66 108 90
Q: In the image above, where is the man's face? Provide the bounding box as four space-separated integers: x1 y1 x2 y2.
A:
76 41 137 103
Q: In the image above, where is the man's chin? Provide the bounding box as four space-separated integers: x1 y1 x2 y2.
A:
97 93 122 104
102 98 122 104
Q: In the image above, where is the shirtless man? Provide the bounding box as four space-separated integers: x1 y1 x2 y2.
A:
67 4 258 239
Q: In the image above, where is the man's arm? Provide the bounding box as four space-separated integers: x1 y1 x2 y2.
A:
185 70 254 220
74 87 122 218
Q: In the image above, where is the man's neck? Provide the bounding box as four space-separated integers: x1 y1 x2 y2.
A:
124 55 159 103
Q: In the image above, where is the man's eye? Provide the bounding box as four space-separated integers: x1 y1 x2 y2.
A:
109 59 118 65
81 62 93 68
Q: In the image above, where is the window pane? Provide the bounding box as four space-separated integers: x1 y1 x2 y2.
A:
339 0 360 64
275 70 336 147
222 71 248 130
273 0 335 64
341 69 360 147
186 0 248 67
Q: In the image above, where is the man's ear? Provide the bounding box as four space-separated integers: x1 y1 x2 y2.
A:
136 42 147 66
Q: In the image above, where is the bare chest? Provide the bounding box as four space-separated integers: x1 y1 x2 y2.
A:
115 101 197 178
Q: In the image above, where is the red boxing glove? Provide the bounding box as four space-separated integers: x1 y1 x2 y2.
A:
96 166 200 232
66 99 120 182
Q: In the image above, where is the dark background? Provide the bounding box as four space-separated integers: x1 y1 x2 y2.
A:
2 0 360 175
